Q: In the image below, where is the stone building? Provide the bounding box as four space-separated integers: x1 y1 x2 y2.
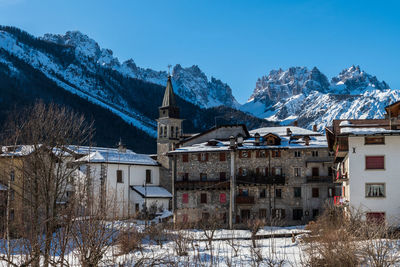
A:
168 125 337 227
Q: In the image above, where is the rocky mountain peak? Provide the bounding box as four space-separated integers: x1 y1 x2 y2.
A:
330 65 390 93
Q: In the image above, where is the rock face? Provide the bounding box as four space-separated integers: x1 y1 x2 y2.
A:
42 31 239 109
242 66 399 130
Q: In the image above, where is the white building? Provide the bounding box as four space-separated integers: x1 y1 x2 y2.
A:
327 102 400 225
71 145 171 218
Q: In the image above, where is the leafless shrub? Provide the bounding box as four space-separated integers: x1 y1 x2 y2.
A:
171 224 190 256
248 218 265 248
117 228 143 255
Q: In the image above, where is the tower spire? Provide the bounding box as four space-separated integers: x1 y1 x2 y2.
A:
161 75 176 108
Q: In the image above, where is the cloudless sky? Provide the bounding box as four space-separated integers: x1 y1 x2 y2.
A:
0 0 399 103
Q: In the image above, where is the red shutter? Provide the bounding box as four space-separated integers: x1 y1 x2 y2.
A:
239 151 242 158
272 167 276 175
248 151 251 158
182 193 188 204
239 168 243 176
198 153 201 161
205 153 209 161
182 154 188 162
366 156 384 169
220 193 226 203
265 167 268 176
219 152 226 161
256 151 260 158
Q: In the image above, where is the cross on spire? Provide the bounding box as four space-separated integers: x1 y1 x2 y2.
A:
167 64 172 76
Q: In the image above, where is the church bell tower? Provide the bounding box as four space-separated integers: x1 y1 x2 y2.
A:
157 75 183 170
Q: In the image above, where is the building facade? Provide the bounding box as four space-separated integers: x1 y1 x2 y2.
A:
169 125 336 227
326 101 400 225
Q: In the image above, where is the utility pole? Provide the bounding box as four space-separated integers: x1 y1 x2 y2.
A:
229 136 236 229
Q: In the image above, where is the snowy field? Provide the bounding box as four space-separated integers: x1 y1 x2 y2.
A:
0 226 308 266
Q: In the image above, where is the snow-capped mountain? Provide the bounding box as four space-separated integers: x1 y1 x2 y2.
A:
0 26 266 153
242 66 400 130
42 31 239 109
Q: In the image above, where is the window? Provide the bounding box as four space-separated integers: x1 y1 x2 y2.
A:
328 187 334 197
257 150 267 158
366 212 385 224
259 189 266 198
242 168 248 176
294 151 301 157
312 209 319 219
176 126 179 138
182 154 189 162
275 188 282 198
259 209 267 219
328 167 333 177
202 212 210 221
200 173 207 181
146 169 152 184
182 193 189 204
312 167 319 177
220 193 226 203
294 187 301 198
182 214 188 223
294 167 301 177
366 156 385 170
238 189 249 196
366 183 385 198
171 126 174 138
293 208 303 220
164 126 167 137
200 193 207 203
365 136 385 145
272 150 281 157
199 153 208 162
263 167 268 176
182 173 189 181
312 151 319 157
272 209 285 219
312 188 319 198
116 170 123 183
10 189 14 201
240 209 251 223
10 170 15 181
10 209 14 221
220 212 227 224
274 167 282 176
240 151 250 158
219 172 227 181
135 203 139 212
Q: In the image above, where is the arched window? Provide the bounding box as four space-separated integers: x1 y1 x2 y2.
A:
164 126 167 137
176 126 179 138
171 126 174 138
159 125 163 138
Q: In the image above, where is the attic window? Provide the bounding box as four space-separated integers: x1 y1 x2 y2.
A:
365 137 385 145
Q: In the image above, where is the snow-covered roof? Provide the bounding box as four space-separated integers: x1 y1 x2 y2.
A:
75 149 158 166
250 126 318 136
339 120 352 127
130 186 172 198
170 134 327 154
340 127 400 135
0 184 7 191
0 145 36 157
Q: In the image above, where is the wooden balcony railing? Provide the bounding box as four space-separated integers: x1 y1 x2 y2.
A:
175 180 230 190
235 195 255 204
236 174 285 185
306 176 333 183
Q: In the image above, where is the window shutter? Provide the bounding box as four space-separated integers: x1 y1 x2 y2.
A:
256 167 260 175
248 151 251 158
220 193 226 203
239 151 242 158
365 156 384 169
272 167 276 175
256 151 260 158
265 167 268 176
219 152 226 161
198 153 201 161
206 153 209 161
183 154 189 162
182 193 189 203
239 168 243 176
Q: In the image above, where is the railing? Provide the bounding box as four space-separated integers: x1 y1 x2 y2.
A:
175 180 230 190
306 176 333 183
235 195 255 204
334 196 345 205
236 174 285 185
335 172 348 182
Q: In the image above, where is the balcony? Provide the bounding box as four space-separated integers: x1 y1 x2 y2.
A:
334 196 346 206
235 195 255 204
334 141 349 162
305 156 334 167
236 174 285 185
175 180 230 190
335 172 348 183
306 176 333 183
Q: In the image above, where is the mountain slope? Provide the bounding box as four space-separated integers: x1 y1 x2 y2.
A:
242 66 400 130
0 26 270 153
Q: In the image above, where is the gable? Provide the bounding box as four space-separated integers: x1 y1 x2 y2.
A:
263 133 281 146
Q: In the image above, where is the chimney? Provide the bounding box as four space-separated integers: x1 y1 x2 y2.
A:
313 125 318 132
304 136 310 146
237 134 244 147
286 128 292 136
293 121 298 127
254 133 260 146
118 139 126 153
229 135 235 149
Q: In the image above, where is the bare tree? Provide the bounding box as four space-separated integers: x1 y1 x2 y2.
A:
0 101 93 267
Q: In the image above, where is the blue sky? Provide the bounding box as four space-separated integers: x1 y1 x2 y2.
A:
0 0 399 103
